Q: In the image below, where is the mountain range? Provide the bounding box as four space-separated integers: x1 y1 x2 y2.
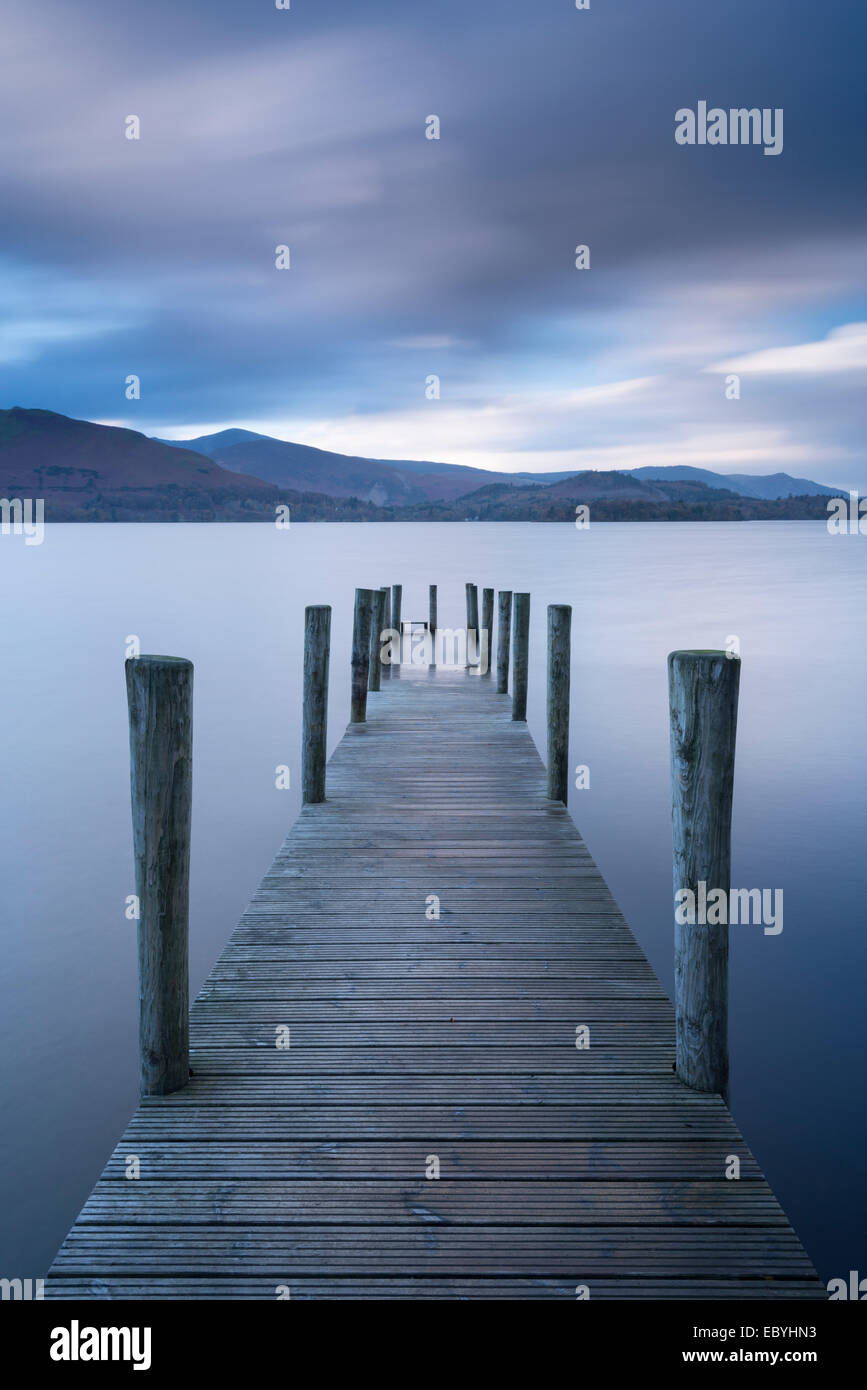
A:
0 408 843 521
157 426 840 505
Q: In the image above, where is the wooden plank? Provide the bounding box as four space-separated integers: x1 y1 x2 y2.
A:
97 1141 765 1181
189 1001 676 1019
187 1023 678 1045
196 980 670 999
49 1226 817 1278
77 1180 788 1225
184 1045 676 1073
219 944 650 958
144 1076 719 1104
209 960 657 977
119 1106 744 1139
44 1277 827 1301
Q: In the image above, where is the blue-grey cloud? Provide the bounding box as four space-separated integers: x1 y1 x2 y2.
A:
1 0 865 482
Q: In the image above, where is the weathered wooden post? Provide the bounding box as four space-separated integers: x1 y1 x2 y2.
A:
380 584 392 676
350 587 375 722
547 605 571 803
481 588 494 677
497 591 512 694
669 650 740 1100
125 655 192 1097
429 584 437 666
466 583 479 668
512 592 530 720
369 587 388 691
302 605 331 803
390 584 402 674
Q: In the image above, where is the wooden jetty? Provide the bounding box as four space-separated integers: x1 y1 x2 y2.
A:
46 602 824 1300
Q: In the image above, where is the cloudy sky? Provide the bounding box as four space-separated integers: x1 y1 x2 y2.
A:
2 0 865 484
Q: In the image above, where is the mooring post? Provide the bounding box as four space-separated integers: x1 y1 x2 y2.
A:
481 587 494 677
429 584 437 666
369 587 388 692
497 591 512 694
669 650 740 1100
302 605 331 804
466 582 479 668
380 581 391 678
125 655 192 1098
547 605 571 803
390 584 402 674
512 592 530 720
350 587 375 722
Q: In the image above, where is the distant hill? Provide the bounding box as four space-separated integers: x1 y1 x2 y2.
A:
0 408 842 521
158 427 841 506
540 471 730 502
155 430 524 506
627 465 840 499
0 408 279 520
394 471 834 521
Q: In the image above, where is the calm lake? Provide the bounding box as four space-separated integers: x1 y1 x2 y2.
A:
1 521 864 1285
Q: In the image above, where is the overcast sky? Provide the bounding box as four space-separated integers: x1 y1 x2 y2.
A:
1 0 865 484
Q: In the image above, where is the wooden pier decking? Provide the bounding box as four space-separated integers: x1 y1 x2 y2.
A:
47 663 823 1299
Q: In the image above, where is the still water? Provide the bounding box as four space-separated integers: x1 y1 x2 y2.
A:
0 521 864 1284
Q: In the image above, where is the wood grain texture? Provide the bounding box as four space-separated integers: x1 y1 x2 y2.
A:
368 588 388 692
465 582 479 668
428 584 437 665
481 588 494 677
669 650 740 1098
497 590 512 694
546 604 571 804
389 585 402 675
350 588 374 722
42 1277 826 1301
301 606 330 804
512 592 530 720
49 660 819 1301
124 655 192 1097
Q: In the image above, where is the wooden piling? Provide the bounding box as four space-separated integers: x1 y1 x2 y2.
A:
124 655 192 1098
497 591 512 694
302 605 331 804
668 650 740 1099
350 588 375 722
547 605 571 803
380 585 392 676
512 592 530 720
429 584 437 666
466 583 479 668
390 585 402 673
369 587 388 692
481 588 494 677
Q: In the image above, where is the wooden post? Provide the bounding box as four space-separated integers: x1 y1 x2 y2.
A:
497 591 512 694
429 584 437 666
125 655 192 1097
465 583 479 668
368 587 388 691
302 605 331 804
350 588 374 722
512 592 530 720
381 600 390 678
481 587 494 677
547 605 571 803
390 585 402 673
668 650 740 1099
